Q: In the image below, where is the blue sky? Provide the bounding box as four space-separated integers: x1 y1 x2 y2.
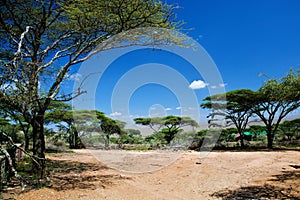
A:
71 0 300 125
172 0 300 88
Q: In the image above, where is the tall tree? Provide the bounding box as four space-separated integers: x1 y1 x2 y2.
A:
201 89 255 149
0 0 182 177
251 69 300 148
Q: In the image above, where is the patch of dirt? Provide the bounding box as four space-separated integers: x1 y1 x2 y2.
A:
3 150 300 200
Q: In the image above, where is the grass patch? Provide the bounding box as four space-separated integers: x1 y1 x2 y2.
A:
122 144 152 151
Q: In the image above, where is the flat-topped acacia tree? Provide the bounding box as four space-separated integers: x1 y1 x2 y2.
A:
201 89 254 149
134 116 198 144
202 69 300 149
0 0 184 177
250 69 300 149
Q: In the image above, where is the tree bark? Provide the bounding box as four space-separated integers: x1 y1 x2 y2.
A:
31 115 46 178
69 129 80 149
267 131 273 149
240 133 245 149
73 129 79 149
105 135 110 149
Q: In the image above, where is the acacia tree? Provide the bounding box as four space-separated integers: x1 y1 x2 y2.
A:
97 113 126 149
0 100 32 150
134 116 198 144
277 118 300 143
251 69 300 148
134 117 164 133
46 108 126 149
201 89 255 149
0 0 183 177
44 102 84 149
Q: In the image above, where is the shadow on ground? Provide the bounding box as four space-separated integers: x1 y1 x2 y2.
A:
2 158 130 200
46 159 130 191
212 169 300 200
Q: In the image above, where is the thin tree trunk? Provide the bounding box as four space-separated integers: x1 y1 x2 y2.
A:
240 133 245 149
267 129 273 149
105 135 110 149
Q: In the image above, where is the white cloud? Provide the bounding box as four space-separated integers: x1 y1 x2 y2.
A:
219 83 227 87
176 107 181 110
67 73 82 82
165 108 172 111
189 80 208 89
210 83 227 89
110 112 122 117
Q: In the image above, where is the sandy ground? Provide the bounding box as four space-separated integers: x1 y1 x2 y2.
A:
5 149 300 200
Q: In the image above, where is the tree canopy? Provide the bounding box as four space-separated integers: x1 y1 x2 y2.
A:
201 69 300 149
134 116 198 144
250 69 300 148
201 89 255 148
0 0 182 177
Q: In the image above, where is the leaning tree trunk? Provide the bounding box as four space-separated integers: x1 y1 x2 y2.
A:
31 115 46 178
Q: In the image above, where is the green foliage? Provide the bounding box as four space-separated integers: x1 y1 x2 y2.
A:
125 145 151 151
0 120 24 143
94 113 127 148
0 0 182 177
119 135 144 145
201 89 256 148
169 130 195 149
244 125 267 141
134 115 198 144
45 108 100 149
81 134 105 146
124 129 141 136
145 132 167 147
276 118 300 144
251 69 300 148
201 69 300 149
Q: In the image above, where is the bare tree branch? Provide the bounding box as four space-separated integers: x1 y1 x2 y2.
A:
15 26 32 56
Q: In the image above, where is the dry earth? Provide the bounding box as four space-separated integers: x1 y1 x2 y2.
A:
4 149 300 200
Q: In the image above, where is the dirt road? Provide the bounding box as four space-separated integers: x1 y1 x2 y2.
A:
13 150 300 199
